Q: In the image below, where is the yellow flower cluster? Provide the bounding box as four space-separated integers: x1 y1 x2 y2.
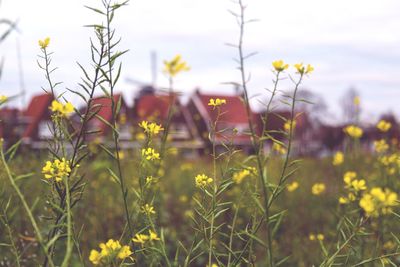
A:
272 60 289 72
132 229 160 246
311 183 326 195
163 54 190 77
374 139 389 154
359 187 398 217
141 148 160 161
138 121 164 136
377 120 392 132
141 204 156 215
195 173 213 188
50 100 74 117
339 171 367 204
353 96 360 106
0 95 7 104
284 120 296 132
287 181 299 192
232 167 256 184
42 158 71 182
89 239 132 265
332 151 344 166
38 37 50 49
343 125 363 139
294 63 314 75
272 142 287 155
208 98 226 108
309 233 324 241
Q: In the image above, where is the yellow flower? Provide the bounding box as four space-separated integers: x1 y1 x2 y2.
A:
287 181 299 192
208 98 226 108
351 179 367 192
89 239 131 265
132 233 149 245
339 196 349 204
312 183 326 195
360 187 398 217
309 234 316 241
332 151 344 166
317 234 324 241
343 171 357 186
284 120 296 132
232 169 251 184
353 96 360 106
141 204 156 215
0 95 7 103
139 121 164 136
163 54 190 77
343 125 363 139
374 139 389 153
50 100 74 117
294 63 314 75
309 233 324 241
39 37 50 49
42 158 71 182
195 173 213 188
148 230 161 241
141 148 160 161
376 120 392 132
272 60 289 72
272 142 287 155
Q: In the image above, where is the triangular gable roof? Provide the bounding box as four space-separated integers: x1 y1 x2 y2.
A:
23 93 53 138
135 93 179 122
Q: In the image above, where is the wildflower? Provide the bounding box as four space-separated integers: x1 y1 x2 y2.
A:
272 142 287 155
309 233 324 241
163 54 190 77
374 139 389 153
294 63 314 75
0 95 7 104
141 204 156 215
359 187 398 217
89 239 132 265
195 173 213 188
317 234 324 241
351 179 367 192
343 171 357 185
376 120 392 132
343 125 363 139
332 151 344 166
284 120 296 132
272 60 289 72
132 233 149 245
312 183 326 195
42 158 71 182
38 37 50 49
208 98 226 108
50 100 74 117
287 181 299 192
309 234 316 241
148 229 160 241
141 148 160 161
232 169 251 184
138 121 164 136
353 96 360 106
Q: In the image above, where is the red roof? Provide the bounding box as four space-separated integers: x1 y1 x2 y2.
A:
89 94 126 135
23 93 53 139
135 93 179 122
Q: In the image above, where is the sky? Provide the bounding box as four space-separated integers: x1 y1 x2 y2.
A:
1 0 400 123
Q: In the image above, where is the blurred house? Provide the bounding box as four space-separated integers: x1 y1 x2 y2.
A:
186 90 252 152
0 107 22 148
133 86 203 150
21 93 54 148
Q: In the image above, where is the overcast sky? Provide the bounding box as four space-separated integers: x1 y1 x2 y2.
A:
1 0 400 123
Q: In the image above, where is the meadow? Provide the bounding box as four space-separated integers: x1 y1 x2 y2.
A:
1 0 400 266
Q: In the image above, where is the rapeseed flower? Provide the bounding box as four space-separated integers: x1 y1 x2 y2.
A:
141 148 160 161
89 239 132 265
208 98 226 108
0 95 7 104
359 187 398 217
343 125 363 139
312 183 326 195
195 173 213 188
294 63 314 75
332 151 344 166
42 158 71 182
272 142 287 155
232 167 255 184
50 100 74 117
138 121 164 136
149 229 160 241
287 181 299 192
272 60 289 72
374 139 389 153
353 96 360 106
141 204 156 215
377 120 392 132
284 120 296 132
39 37 50 49
163 54 190 77
132 233 149 245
